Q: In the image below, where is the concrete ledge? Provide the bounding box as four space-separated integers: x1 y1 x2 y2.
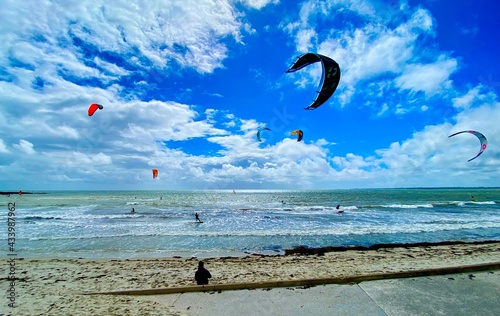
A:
82 262 500 296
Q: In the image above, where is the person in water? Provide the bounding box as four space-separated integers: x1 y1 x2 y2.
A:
336 204 344 214
131 207 136 213
195 261 212 285
195 212 201 222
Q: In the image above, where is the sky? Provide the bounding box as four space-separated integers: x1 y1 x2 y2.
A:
1 0 499 191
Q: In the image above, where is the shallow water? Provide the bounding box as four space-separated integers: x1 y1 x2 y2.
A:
2 188 499 258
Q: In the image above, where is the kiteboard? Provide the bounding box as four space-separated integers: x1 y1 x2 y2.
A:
194 221 203 224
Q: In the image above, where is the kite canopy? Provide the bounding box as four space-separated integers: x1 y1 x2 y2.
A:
88 103 104 116
291 129 303 142
152 168 159 179
286 53 341 110
257 127 271 142
448 130 488 162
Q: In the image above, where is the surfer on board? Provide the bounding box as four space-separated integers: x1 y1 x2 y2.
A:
336 204 344 214
195 212 202 222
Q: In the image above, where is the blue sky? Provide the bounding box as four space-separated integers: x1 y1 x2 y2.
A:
1 0 499 190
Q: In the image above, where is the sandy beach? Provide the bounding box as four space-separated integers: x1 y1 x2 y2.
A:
2 241 500 315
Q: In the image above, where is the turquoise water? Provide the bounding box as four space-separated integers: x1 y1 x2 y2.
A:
2 188 500 258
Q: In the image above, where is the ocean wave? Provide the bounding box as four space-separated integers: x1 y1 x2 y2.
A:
17 212 174 222
357 204 432 209
25 220 500 241
382 204 434 209
22 216 63 221
354 201 497 209
432 201 496 207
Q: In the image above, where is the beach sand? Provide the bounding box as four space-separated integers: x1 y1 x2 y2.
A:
2 241 500 315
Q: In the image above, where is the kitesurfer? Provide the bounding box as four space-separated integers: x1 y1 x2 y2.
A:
195 212 201 222
195 261 212 285
336 204 344 214
131 207 136 214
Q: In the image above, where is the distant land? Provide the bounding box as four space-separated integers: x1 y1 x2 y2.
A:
0 191 48 195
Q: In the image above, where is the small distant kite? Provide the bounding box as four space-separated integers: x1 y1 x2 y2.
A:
291 129 303 142
152 168 159 179
286 53 341 110
448 130 487 162
88 103 104 116
257 127 271 142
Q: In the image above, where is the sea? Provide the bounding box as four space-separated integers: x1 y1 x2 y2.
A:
2 188 500 259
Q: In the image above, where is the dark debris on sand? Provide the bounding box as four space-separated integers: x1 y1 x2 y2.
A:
284 240 500 256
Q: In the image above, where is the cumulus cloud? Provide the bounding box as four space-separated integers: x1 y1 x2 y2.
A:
0 0 497 190
0 0 251 87
375 89 500 186
283 2 458 114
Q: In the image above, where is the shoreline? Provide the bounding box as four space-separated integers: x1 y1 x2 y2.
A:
1 240 499 315
12 239 500 260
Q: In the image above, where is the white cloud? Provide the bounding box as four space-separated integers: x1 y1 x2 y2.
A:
377 103 389 116
2 87 499 189
0 139 9 153
116 100 227 142
240 0 280 10
0 1 270 183
453 86 481 109
395 56 458 95
296 28 317 52
13 139 36 155
394 103 408 115
374 90 500 186
274 138 326 161
284 5 441 107
0 0 497 190
94 57 130 77
0 0 248 75
452 85 497 110
332 153 373 170
62 152 112 168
